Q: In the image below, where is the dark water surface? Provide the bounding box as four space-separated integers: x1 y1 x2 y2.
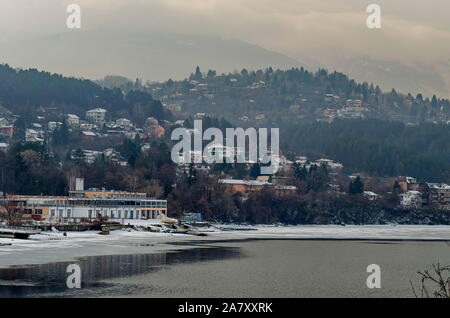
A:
0 240 449 298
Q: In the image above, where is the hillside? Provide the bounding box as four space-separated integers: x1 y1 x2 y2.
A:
147 66 450 127
0 64 168 125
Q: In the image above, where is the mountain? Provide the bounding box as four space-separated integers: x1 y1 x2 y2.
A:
319 56 450 98
0 30 303 82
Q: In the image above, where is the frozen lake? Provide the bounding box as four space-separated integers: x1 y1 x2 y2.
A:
0 239 449 298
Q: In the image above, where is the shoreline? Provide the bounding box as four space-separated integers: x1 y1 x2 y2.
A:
1 225 450 269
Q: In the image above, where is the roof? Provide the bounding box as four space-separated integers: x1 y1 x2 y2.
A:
219 179 270 186
427 183 450 190
87 108 107 113
274 185 297 190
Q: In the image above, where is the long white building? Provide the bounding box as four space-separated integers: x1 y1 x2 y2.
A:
3 182 168 223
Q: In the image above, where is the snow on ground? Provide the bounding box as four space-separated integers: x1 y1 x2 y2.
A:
0 225 449 268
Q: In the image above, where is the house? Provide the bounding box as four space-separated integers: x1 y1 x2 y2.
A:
164 104 182 112
79 123 98 131
145 117 159 126
86 108 107 124
48 121 63 132
364 191 379 201
346 99 363 108
0 125 14 139
204 144 234 162
141 143 152 152
0 118 9 126
115 118 132 129
73 149 102 164
81 131 97 140
219 179 297 195
194 113 206 119
25 129 44 144
219 179 271 193
67 114 80 127
103 148 128 166
145 118 165 138
315 158 344 169
400 191 422 208
419 183 450 209
0 142 8 152
397 176 419 192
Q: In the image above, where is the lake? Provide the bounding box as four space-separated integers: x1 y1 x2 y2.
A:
0 239 449 298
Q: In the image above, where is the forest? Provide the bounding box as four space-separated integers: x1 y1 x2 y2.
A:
283 119 450 182
0 64 170 125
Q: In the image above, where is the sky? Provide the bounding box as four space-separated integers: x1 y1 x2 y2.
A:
1 0 450 96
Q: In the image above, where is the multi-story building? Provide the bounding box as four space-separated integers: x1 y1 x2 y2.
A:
115 118 133 129
86 108 107 124
0 125 14 139
67 114 80 127
25 128 45 144
2 181 168 223
419 183 450 209
48 121 63 132
397 176 419 192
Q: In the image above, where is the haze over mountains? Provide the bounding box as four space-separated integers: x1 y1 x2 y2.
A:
2 28 450 99
2 0 450 97
0 30 302 82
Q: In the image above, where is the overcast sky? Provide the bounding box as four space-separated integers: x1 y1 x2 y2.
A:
1 0 450 95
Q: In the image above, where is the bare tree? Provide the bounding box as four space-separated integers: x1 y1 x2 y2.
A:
411 263 450 298
0 198 25 226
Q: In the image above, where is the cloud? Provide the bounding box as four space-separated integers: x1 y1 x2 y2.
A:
2 0 450 64
2 0 450 96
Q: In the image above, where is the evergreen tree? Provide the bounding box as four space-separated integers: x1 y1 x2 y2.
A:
349 176 364 194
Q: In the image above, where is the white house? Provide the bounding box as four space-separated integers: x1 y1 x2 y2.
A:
364 191 380 201
86 108 107 124
0 142 8 152
48 121 63 132
67 114 80 127
25 129 45 144
400 191 422 208
116 118 132 129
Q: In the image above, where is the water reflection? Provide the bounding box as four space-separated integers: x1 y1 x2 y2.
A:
0 246 241 298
